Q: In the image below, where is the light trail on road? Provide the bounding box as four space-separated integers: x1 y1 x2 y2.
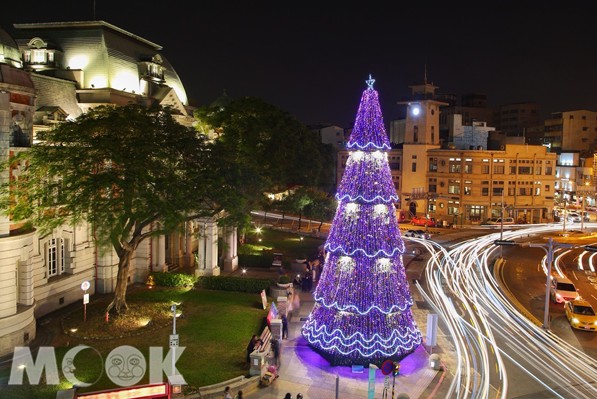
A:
409 225 597 398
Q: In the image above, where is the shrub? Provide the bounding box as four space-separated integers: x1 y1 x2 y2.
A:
278 275 291 284
151 272 197 287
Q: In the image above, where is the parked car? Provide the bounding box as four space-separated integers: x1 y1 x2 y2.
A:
411 216 436 227
564 298 597 331
549 276 579 303
484 217 515 225
403 229 430 239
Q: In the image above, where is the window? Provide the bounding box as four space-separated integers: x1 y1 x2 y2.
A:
431 126 435 143
519 187 531 196
482 164 489 174
545 166 552 175
518 166 532 175
448 180 460 194
412 162 417 172
47 238 65 278
32 49 46 63
413 126 418 143
429 157 438 172
482 187 489 196
494 165 505 174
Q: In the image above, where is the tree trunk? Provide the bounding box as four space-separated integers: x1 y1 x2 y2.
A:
105 248 133 315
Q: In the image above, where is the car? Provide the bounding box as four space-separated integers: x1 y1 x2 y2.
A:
484 217 515 225
403 229 430 239
411 216 436 227
549 276 579 303
564 298 597 331
566 212 581 223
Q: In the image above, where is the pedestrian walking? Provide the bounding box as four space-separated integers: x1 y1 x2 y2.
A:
284 394 292 399
224 386 232 399
282 314 289 339
235 390 243 399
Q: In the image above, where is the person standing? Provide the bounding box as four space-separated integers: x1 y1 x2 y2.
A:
246 334 258 363
271 337 281 367
235 390 243 399
282 314 289 339
224 386 232 399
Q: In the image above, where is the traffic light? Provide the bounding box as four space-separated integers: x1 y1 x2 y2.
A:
494 240 516 246
392 362 400 376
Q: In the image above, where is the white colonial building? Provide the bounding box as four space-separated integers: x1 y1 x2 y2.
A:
0 21 237 357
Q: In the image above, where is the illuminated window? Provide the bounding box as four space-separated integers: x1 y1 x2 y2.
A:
448 180 460 194
32 49 46 63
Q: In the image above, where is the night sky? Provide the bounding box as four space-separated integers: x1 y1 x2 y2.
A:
1 1 595 127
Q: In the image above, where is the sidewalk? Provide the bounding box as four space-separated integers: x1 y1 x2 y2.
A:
244 284 456 399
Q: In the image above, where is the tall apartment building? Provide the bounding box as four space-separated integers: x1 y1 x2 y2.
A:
0 21 236 357
494 102 541 138
543 110 597 155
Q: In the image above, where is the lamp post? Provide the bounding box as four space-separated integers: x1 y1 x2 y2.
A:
500 190 505 258
562 200 567 233
529 238 572 329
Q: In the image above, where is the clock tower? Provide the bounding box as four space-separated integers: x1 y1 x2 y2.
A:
398 75 447 217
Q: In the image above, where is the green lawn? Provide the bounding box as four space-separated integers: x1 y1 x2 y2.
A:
0 226 324 398
241 226 325 263
0 287 267 398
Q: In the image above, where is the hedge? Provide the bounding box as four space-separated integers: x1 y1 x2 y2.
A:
196 275 273 293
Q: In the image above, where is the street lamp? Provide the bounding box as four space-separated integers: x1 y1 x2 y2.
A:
529 238 572 329
500 190 505 258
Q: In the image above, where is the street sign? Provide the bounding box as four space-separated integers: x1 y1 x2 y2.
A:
80 280 90 291
83 293 89 304
169 334 179 348
380 359 394 375
494 240 516 246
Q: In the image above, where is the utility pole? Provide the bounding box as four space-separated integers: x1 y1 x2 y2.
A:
560 198 567 233
529 238 572 329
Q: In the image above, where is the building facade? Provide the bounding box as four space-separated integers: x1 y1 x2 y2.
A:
0 21 237 357
543 110 597 155
338 80 557 225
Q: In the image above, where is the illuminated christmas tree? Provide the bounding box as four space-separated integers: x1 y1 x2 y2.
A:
301 75 422 366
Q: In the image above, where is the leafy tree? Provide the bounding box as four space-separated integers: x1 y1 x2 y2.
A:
304 189 336 233
1 104 227 314
194 96 329 207
287 186 314 231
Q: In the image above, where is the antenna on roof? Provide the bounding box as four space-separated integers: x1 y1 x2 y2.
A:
424 63 428 85
93 0 96 20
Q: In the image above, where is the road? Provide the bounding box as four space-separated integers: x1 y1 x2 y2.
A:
409 225 597 398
